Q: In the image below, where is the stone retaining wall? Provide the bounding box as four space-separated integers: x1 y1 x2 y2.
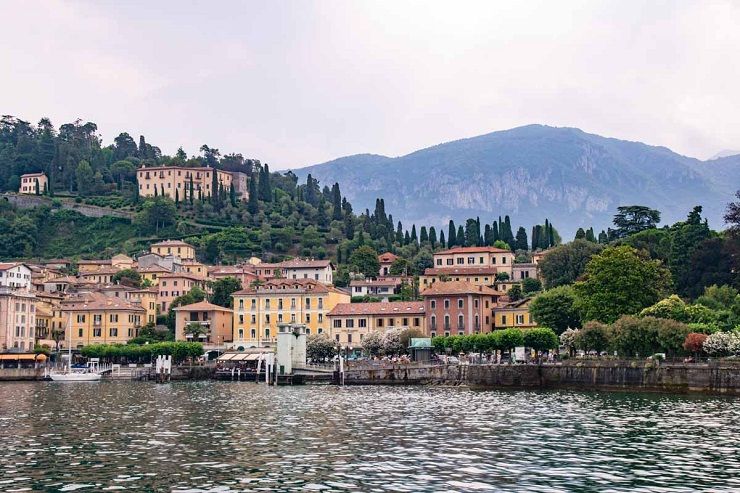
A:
343 361 740 395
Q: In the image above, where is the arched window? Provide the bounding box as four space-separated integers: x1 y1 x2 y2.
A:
458 314 464 329
238 329 244 339
431 315 437 330
444 315 450 330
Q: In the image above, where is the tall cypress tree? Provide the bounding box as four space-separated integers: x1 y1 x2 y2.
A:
410 225 418 244
247 177 259 214
229 183 237 206
175 188 179 206
439 230 446 248
514 226 528 250
189 176 194 205
396 221 404 244
331 183 342 221
493 221 500 242
448 220 456 248
531 226 539 251
456 225 464 246
429 226 437 249
211 169 219 205
503 215 514 246
420 226 428 244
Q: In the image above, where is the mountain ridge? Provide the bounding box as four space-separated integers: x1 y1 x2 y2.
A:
293 125 739 237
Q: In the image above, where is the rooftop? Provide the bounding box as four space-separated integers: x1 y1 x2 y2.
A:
233 278 341 296
277 258 333 269
151 239 195 248
378 252 399 263
173 300 232 312
435 246 512 255
349 277 407 287
20 172 46 177
61 292 145 312
421 280 498 296
327 301 425 317
423 267 499 276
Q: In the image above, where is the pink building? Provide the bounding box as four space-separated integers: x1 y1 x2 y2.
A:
0 287 37 352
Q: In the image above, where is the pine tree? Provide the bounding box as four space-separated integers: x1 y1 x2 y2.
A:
189 176 194 205
396 221 404 244
410 225 418 244
585 227 596 243
35 178 40 195
575 228 586 240
448 220 456 247
456 225 464 246
404 231 410 245
175 188 179 206
229 183 237 207
439 230 446 248
429 226 437 249
493 221 500 242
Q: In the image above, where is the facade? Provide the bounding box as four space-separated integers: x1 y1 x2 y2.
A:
137 265 173 286
0 287 37 352
0 263 32 290
136 166 238 201
60 292 145 348
432 246 515 277
378 252 399 276
173 300 233 346
327 301 425 348
208 265 260 287
150 240 196 261
494 298 536 329
136 253 182 272
181 259 207 277
512 263 538 281
18 172 48 194
349 277 408 300
420 266 499 290
277 259 334 285
231 279 350 347
157 272 207 311
111 254 134 270
79 267 119 285
420 281 497 337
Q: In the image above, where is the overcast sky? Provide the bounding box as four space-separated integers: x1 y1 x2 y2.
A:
1 1 739 168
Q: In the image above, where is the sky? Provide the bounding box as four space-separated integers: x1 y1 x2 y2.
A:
1 0 739 169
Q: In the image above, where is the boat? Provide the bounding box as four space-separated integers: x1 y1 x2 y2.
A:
49 313 102 382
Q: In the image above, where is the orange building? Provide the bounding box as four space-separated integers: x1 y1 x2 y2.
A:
19 172 48 194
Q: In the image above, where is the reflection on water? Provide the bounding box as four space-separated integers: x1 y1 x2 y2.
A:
0 381 738 492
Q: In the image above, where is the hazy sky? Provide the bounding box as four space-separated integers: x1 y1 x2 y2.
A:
1 1 739 168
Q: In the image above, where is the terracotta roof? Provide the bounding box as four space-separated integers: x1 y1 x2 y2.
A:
61 292 145 312
80 267 120 275
129 287 159 294
20 172 46 177
378 252 398 263
435 246 512 254
151 239 195 248
158 272 206 281
277 259 333 269
420 280 498 296
173 300 232 312
496 297 532 309
233 278 335 295
136 265 172 273
0 262 28 271
327 301 424 317
423 267 499 276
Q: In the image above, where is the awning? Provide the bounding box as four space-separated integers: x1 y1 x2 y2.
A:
0 354 37 361
245 354 261 361
231 353 249 361
217 353 235 361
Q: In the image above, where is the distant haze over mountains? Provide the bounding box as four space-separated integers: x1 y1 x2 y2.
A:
293 125 740 238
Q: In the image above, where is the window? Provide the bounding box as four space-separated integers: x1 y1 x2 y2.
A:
239 299 244 309
458 314 464 329
446 258 453 265
457 258 464 265
502 256 507 264
239 315 244 324
516 314 525 325
93 328 101 337
402 318 408 326
436 259 442 266
431 316 437 329
265 328 270 338
128 328 134 337
444 299 450 309
110 314 118 323
430 300 436 309
457 299 463 309
388 318 394 327
414 317 420 327
377 318 384 328
251 299 256 310
290 298 296 309
348 333 353 344
444 315 450 330
318 298 324 309
78 328 83 337
474 315 479 330
346 319 354 328
290 314 296 322
479 256 484 264
318 314 323 323
77 314 86 323
265 314 270 323
467 256 474 264
250 329 256 339
474 299 479 309
265 299 271 310
306 314 311 323
238 329 244 339
93 314 102 324
305 298 311 309
251 314 256 324
110 328 118 337
501 315 507 326
278 314 283 323
358 319 367 328
333 319 342 328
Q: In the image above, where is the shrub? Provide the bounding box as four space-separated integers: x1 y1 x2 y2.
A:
559 328 580 356
575 321 611 354
522 328 559 357
683 333 707 356
703 332 740 357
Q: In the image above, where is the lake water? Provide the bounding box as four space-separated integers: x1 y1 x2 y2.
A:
0 382 738 492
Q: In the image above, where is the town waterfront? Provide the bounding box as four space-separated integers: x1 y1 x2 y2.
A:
0 382 738 492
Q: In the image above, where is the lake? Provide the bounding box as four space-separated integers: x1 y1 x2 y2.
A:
0 381 738 492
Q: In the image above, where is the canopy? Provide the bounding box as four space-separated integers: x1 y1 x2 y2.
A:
0 354 37 360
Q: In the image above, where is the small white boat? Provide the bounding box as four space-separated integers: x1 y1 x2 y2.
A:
49 313 102 382
49 370 102 382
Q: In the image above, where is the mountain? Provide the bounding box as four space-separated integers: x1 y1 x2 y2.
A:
294 125 740 238
709 150 740 160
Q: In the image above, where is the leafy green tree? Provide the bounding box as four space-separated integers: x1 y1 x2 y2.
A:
538 239 603 288
498 328 524 353
522 328 558 358
112 268 142 287
529 285 582 334
209 276 242 308
136 196 177 234
514 226 528 250
574 246 672 323
75 160 94 196
362 331 383 357
508 284 523 301
575 228 586 240
349 245 380 278
389 257 410 276
575 321 611 353
411 249 433 276
522 277 542 294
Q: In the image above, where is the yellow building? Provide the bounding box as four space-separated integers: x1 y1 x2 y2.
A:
182 259 208 277
150 240 196 260
327 301 425 349
77 259 112 273
128 287 158 325
19 172 48 194
420 267 499 290
493 298 536 329
137 166 235 201
231 279 350 347
60 292 145 348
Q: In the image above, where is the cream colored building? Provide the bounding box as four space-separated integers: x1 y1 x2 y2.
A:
60 292 145 348
128 287 158 325
432 246 515 277
231 279 350 347
327 301 425 349
137 166 237 201
19 172 48 194
0 287 37 352
150 240 196 261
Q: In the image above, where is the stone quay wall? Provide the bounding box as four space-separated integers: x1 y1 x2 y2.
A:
342 360 740 395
